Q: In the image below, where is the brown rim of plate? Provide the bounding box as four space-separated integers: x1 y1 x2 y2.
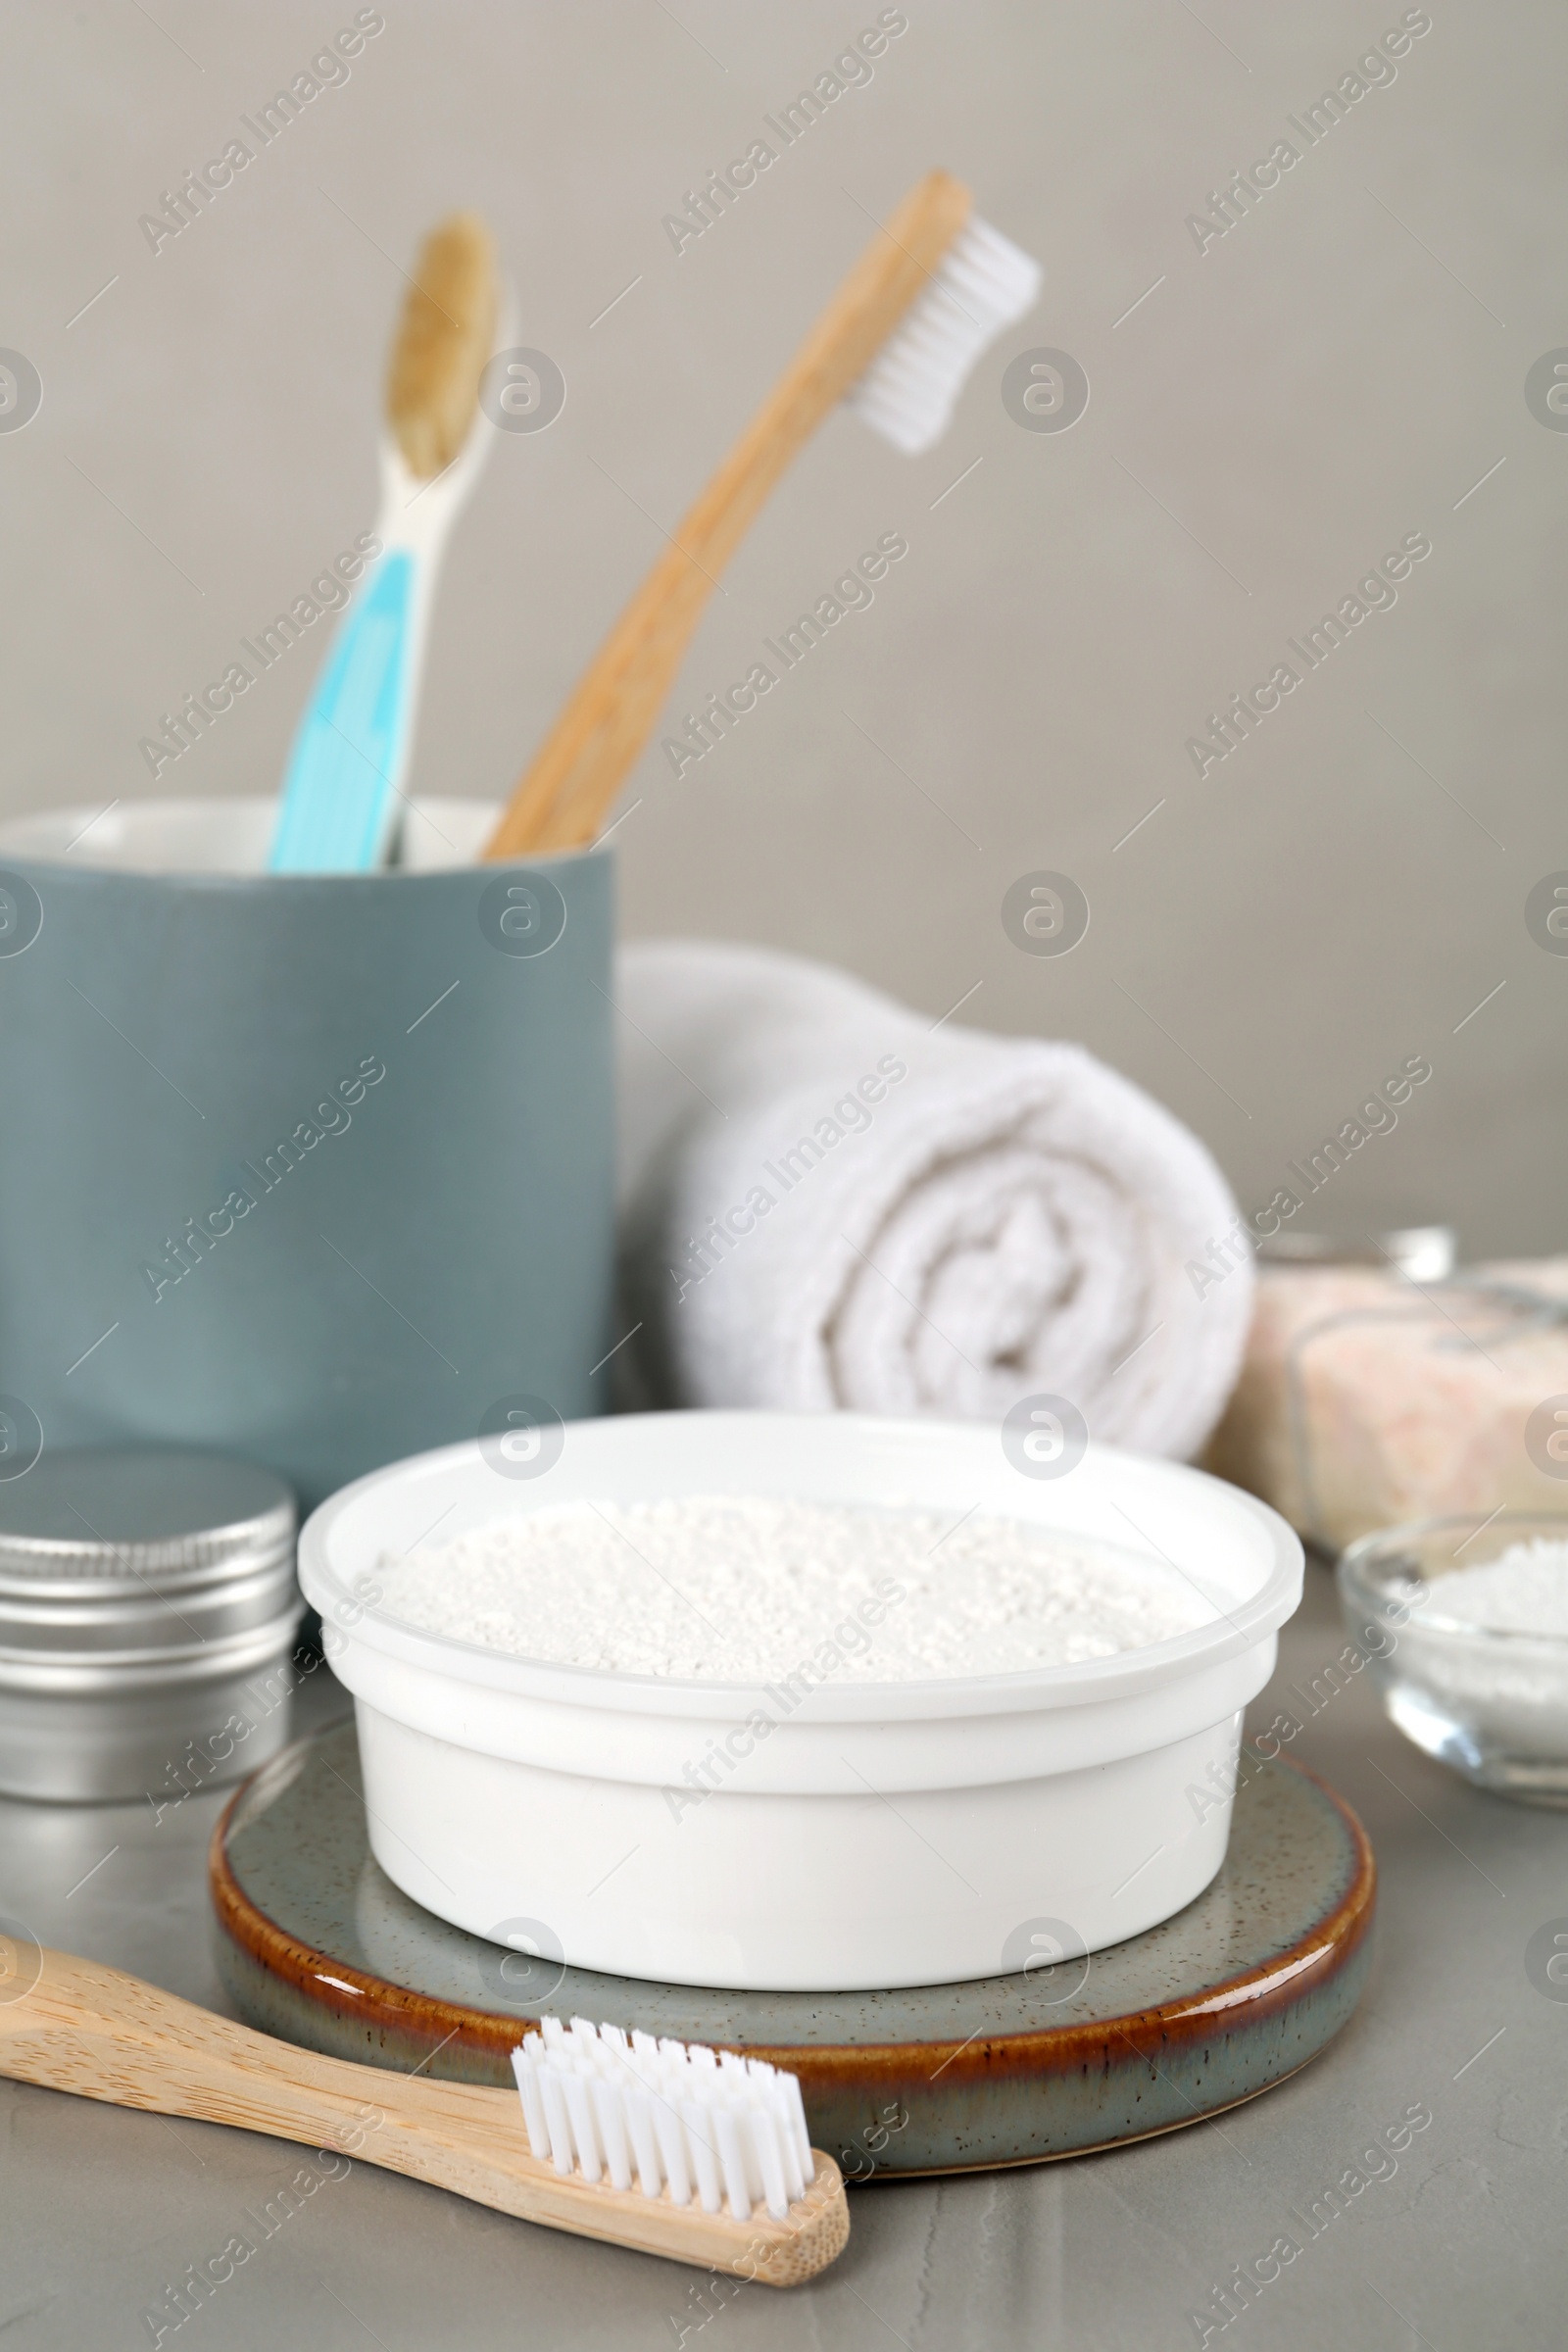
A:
208 1745 1375 2101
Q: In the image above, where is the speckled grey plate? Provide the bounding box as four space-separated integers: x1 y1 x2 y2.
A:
211 1719 1374 2176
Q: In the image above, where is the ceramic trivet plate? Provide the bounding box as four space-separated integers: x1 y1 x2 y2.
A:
210 1719 1375 2177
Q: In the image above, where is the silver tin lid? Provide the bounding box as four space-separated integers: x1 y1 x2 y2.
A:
0 1449 302 1794
1255 1225 1456 1284
0 1448 295 1585
0 1606 304 1693
0 1552 299 1654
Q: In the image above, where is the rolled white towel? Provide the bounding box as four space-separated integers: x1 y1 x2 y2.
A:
615 941 1252 1459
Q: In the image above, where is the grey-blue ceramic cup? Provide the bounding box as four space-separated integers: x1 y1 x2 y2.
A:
0 798 615 1508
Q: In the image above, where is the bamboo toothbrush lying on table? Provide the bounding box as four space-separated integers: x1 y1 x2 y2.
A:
482 167 1040 859
268 212 503 874
0 1944 848 2284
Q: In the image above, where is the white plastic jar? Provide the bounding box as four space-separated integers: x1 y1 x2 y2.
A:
301 1411 1301 1991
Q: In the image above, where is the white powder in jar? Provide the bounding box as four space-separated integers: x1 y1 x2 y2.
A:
374 1494 1218 1681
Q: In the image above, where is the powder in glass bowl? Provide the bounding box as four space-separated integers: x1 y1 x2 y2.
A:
373 1494 1217 1682
1421 1538 1568 1639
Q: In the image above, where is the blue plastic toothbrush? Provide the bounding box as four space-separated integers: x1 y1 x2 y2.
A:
269 214 502 874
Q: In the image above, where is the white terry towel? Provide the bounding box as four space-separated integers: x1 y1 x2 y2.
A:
615 941 1252 1459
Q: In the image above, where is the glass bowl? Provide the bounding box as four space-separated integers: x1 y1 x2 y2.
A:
1339 1512 1568 1805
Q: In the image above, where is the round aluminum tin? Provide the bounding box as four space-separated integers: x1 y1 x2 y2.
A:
0 1448 301 1802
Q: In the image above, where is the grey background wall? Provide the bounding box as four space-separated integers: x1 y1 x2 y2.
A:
2 0 1559 1254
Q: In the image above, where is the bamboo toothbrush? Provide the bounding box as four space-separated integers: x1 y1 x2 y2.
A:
268 213 502 874
482 169 1040 859
0 1945 848 2285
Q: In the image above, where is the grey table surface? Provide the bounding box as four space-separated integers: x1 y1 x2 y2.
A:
1 1563 1561 2352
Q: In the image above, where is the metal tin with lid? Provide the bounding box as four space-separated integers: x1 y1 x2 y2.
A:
0 1448 301 1802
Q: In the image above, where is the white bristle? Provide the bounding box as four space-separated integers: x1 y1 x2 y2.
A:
511 2042 551 2163
752 2105 791 2221
684 2099 725 2214
780 2068 813 2178
714 2108 752 2223
509 2017 811 2224
653 2088 694 2207
624 2084 663 2200
540 2068 574 2177
849 213 1043 456
591 2076 634 2191
773 2092 807 2205
561 2073 603 2183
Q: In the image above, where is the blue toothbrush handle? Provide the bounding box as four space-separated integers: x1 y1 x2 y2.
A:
268 549 420 874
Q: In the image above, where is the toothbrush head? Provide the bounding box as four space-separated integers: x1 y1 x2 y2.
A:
848 204 1043 458
513 2016 818 2228
386 211 500 480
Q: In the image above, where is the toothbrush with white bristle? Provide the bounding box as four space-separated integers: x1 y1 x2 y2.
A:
0 1944 848 2286
268 212 505 874
512 2017 815 2226
483 169 1041 858
848 211 1044 454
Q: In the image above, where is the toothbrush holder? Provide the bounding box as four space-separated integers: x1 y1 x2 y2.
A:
0 797 615 1509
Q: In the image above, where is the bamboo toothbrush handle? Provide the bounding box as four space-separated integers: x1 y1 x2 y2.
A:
482 168 972 860
0 1945 848 2285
